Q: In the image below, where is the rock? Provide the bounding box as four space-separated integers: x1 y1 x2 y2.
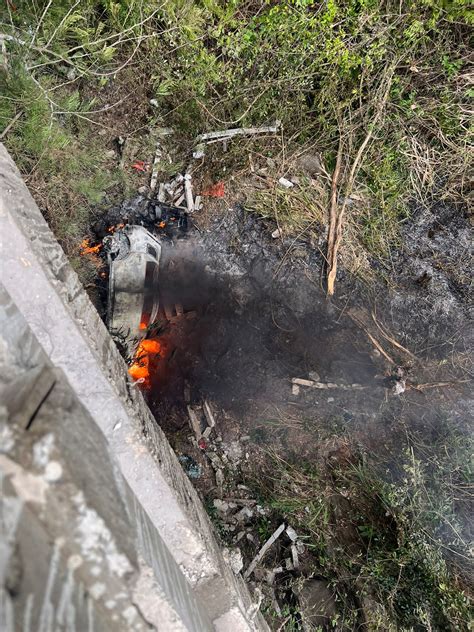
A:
222 440 243 466
213 499 231 514
308 370 321 382
295 579 338 630
235 506 254 523
296 153 323 176
215 468 225 488
223 547 243 574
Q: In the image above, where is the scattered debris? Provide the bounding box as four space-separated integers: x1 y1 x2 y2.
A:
246 587 264 622
157 183 166 202
197 437 208 450
149 141 163 192
187 405 202 439
131 160 147 173
184 174 194 212
391 366 407 395
291 383 300 396
215 468 224 489
291 544 299 569
202 181 225 198
278 177 294 189
194 194 202 211
178 455 202 479
193 143 205 159
223 547 244 575
244 522 286 579
291 377 365 390
213 499 235 514
235 506 254 523
196 122 280 145
203 400 216 429
285 525 298 542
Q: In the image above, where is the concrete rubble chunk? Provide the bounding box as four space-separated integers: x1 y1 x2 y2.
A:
223 548 244 575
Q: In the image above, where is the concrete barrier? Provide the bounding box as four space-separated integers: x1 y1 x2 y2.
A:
0 144 268 631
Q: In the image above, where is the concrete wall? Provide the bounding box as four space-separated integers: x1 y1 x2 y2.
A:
0 144 267 631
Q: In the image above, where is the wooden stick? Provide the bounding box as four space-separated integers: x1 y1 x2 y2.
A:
326 134 343 295
371 311 417 360
327 68 395 296
0 111 22 140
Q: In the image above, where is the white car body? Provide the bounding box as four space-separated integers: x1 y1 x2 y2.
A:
106 225 162 344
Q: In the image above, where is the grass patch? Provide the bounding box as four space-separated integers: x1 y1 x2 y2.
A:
1 1 471 277
252 433 473 630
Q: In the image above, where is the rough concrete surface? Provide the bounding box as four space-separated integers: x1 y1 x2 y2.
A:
0 143 268 631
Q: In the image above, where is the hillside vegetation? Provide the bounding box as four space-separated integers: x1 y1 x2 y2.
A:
1 2 472 630
1 1 471 264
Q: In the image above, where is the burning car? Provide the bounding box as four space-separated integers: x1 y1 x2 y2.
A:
104 225 162 345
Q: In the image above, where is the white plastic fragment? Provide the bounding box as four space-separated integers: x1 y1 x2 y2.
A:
278 177 294 188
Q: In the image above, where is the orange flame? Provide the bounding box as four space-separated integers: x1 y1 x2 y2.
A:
80 238 102 255
107 223 125 233
128 338 161 386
